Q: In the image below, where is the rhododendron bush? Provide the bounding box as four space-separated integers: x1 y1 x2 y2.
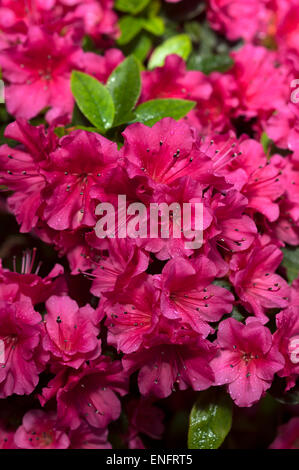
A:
0 0 299 451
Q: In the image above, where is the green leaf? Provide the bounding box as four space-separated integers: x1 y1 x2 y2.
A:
148 34 192 69
117 16 144 45
54 127 68 138
188 54 234 75
212 278 233 291
130 34 152 62
184 21 202 43
282 246 299 283
73 126 103 133
115 0 150 14
188 390 233 449
71 71 114 131
134 98 195 126
230 306 245 322
261 132 271 155
142 16 164 36
106 55 141 126
147 0 161 18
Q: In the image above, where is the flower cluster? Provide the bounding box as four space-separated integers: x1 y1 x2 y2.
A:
0 0 298 450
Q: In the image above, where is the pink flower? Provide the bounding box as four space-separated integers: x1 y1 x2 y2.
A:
271 198 299 246
41 129 119 230
0 0 119 50
229 240 290 323
40 357 128 430
230 44 289 118
82 48 124 83
274 308 299 391
207 0 271 41
208 190 258 252
206 137 284 222
126 398 164 449
270 417 299 449
265 105 299 171
14 410 70 449
276 1 299 54
123 334 216 398
0 298 46 398
140 55 211 104
0 26 85 123
0 125 120 240
65 0 119 45
266 154 299 245
191 72 238 134
265 103 299 150
196 135 284 222
0 249 65 306
0 119 57 232
69 423 111 449
43 295 101 368
157 256 234 336
239 146 284 223
89 238 149 297
105 274 160 354
0 420 16 449
131 176 213 260
121 118 212 186
211 317 285 407
0 0 61 49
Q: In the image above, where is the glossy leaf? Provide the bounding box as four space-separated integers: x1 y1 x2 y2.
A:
115 0 150 14
107 55 141 126
117 16 144 45
71 71 114 131
130 34 152 62
282 246 299 283
188 54 234 75
148 34 192 69
134 98 195 126
188 390 232 449
142 17 165 36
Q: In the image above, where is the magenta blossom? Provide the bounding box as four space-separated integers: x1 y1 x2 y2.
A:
15 410 70 449
0 420 16 449
41 130 119 230
82 48 124 83
140 54 211 104
0 119 57 232
40 357 128 430
270 417 299 449
156 256 234 337
43 295 101 368
202 135 285 221
207 0 271 42
64 0 119 45
69 423 111 449
0 26 86 123
126 398 164 449
0 250 65 306
121 118 213 187
265 103 299 151
274 307 299 391
208 190 258 252
211 317 285 407
105 274 160 354
0 298 47 397
230 44 289 119
230 240 290 323
89 238 149 298
123 333 216 399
